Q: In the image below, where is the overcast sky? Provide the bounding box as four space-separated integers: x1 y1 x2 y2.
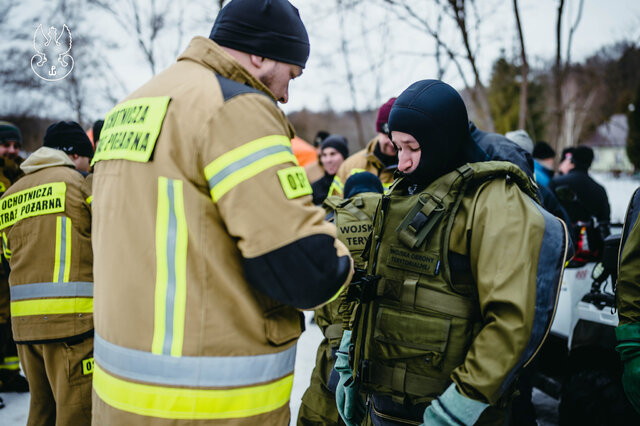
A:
8 0 640 119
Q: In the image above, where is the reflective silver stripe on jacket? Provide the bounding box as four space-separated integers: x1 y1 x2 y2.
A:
10 281 94 301
94 332 296 387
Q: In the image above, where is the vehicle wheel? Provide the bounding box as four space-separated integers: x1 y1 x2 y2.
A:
559 368 640 426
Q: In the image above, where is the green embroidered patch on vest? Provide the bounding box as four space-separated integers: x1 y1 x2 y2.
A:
387 245 440 276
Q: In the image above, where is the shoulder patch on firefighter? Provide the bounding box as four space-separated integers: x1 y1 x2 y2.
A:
387 245 440 276
277 166 312 199
82 357 94 375
0 182 66 230
91 96 171 166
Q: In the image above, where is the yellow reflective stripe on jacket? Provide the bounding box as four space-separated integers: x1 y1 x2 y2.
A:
52 216 72 283
11 297 93 316
152 178 188 357
204 135 297 202
0 356 20 370
328 176 343 197
0 182 66 230
93 363 293 420
2 232 10 259
86 195 93 205
350 168 366 175
10 281 93 317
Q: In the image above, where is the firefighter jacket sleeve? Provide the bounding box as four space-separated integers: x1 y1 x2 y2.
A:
449 178 567 405
202 92 353 310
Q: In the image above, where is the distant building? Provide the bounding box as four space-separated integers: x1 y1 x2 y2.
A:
582 114 634 173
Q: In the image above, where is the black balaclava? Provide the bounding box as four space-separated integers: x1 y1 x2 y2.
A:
388 80 470 186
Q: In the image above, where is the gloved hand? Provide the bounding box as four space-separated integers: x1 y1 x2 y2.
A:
335 330 366 426
616 323 640 414
422 383 488 426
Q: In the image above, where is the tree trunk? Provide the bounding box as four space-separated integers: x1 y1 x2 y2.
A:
513 0 529 130
554 0 565 151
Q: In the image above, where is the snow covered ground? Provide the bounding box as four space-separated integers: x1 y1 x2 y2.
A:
0 172 638 425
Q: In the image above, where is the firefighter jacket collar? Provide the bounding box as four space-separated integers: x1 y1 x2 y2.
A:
178 36 278 103
20 147 75 175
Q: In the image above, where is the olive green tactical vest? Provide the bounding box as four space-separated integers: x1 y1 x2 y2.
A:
318 192 382 342
351 162 537 404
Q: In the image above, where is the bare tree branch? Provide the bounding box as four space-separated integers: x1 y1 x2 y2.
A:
446 0 494 130
565 0 585 66
337 0 365 147
554 0 565 150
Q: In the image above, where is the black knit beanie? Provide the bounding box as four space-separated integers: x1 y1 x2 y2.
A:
210 0 310 68
343 172 383 199
0 121 21 146
44 121 94 158
321 135 349 160
389 80 469 186
532 141 555 160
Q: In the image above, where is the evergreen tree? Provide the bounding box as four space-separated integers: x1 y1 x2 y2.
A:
487 56 546 140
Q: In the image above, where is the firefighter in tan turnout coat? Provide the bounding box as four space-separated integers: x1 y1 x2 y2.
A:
0 121 94 426
90 1 353 425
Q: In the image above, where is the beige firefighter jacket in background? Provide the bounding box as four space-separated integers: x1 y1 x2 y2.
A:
91 36 352 425
0 147 93 342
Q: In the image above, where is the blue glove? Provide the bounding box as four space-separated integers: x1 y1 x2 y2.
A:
335 330 366 426
422 383 489 426
616 323 640 414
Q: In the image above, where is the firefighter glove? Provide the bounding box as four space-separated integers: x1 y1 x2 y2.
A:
422 383 488 425
335 330 366 425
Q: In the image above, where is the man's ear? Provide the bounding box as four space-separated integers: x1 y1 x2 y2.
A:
249 54 266 69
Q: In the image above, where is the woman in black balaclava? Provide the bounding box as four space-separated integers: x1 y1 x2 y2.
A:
388 80 470 188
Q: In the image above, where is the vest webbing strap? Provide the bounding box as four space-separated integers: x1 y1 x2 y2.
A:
414 286 478 319
369 362 449 397
324 323 344 340
341 202 370 222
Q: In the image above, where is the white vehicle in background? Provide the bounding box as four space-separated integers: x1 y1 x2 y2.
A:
534 224 639 425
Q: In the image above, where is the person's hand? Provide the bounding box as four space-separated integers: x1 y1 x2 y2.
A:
335 330 366 425
422 383 488 425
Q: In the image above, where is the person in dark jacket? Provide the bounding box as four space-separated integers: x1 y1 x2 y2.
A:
311 135 349 205
550 146 610 252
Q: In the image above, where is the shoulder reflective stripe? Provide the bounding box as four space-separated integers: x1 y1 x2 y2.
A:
91 96 171 165
11 297 93 316
350 168 366 175
52 217 72 283
0 182 66 230
382 182 393 188
86 195 93 205
93 363 292 420
10 281 93 301
153 178 188 356
94 333 296 387
204 135 297 202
